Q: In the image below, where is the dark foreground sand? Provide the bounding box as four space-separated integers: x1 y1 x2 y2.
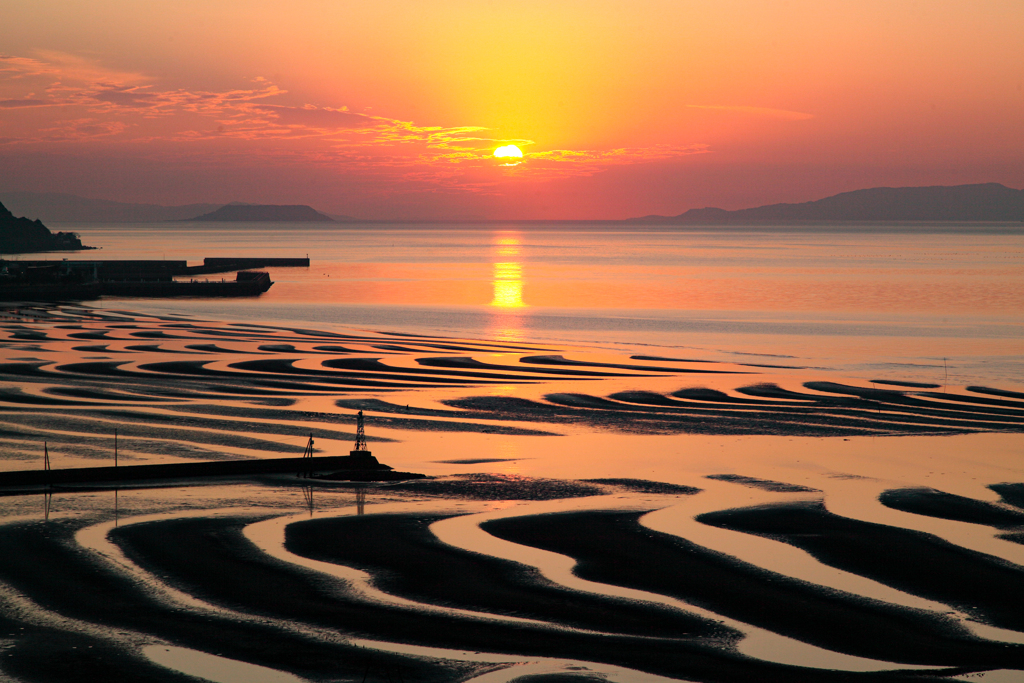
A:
0 477 1023 680
104 511 992 682
483 509 1024 669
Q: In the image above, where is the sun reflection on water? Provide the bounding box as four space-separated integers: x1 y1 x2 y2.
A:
488 233 527 341
491 263 524 308
491 234 526 310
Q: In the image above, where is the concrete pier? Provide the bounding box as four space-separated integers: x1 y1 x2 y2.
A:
182 257 310 275
0 454 411 491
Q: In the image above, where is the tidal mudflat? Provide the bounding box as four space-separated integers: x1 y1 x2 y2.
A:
0 303 1021 682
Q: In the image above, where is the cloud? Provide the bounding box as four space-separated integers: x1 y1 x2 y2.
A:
254 105 376 130
0 50 714 195
0 98 51 108
479 144 711 182
28 50 147 86
0 55 60 79
37 118 130 142
686 104 814 120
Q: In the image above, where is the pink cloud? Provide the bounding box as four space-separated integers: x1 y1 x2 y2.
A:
37 118 129 141
253 104 375 129
0 51 717 197
0 98 51 108
686 104 814 121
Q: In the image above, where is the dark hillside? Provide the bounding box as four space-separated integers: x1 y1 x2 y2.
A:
187 204 334 222
0 202 90 253
637 183 1024 224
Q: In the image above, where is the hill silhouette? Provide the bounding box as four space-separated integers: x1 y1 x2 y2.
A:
636 183 1024 224
188 204 335 222
0 192 220 223
0 201 90 254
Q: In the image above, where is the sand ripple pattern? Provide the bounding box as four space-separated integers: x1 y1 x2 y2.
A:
0 475 1023 680
0 305 1023 680
1 305 1020 472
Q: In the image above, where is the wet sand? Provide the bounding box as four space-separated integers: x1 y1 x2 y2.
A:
0 306 1018 475
482 509 1023 669
0 516 479 682
0 304 1022 681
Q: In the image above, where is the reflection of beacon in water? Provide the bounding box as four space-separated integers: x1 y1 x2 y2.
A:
490 235 526 309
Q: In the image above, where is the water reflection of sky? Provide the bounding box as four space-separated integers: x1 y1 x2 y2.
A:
490 234 525 309
488 233 527 341
79 226 1024 382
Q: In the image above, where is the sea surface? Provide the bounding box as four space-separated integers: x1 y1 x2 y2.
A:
0 222 1021 682
55 221 1024 385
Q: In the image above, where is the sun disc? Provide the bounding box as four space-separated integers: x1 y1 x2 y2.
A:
493 145 523 158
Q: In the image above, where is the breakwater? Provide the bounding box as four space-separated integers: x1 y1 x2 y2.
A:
7 257 308 279
0 256 305 299
183 257 309 275
102 270 272 297
5 260 185 281
0 453 423 491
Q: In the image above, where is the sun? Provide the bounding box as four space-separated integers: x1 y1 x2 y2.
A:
493 145 524 159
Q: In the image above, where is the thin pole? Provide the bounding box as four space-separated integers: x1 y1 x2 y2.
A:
114 429 118 467
299 433 314 478
44 441 51 494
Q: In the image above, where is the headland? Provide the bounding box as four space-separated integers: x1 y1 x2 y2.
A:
0 201 92 254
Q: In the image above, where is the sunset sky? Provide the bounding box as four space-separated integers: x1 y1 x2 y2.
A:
1 1 1022 220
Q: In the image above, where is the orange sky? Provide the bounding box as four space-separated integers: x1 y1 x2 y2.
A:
1 1 1022 219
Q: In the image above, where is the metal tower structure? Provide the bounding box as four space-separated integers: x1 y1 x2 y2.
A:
354 410 367 451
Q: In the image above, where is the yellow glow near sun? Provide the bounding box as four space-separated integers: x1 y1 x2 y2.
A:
493 145 524 158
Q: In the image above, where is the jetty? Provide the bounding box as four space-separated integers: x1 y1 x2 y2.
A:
183 257 309 276
0 419 425 493
0 454 423 492
100 270 272 297
0 256 308 300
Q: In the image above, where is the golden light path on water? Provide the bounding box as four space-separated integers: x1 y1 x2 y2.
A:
490 234 526 309
488 232 527 341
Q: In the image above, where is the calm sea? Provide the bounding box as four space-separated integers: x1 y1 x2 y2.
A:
48 221 1024 386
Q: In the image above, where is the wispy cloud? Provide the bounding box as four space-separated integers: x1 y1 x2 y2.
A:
686 104 814 120
0 98 51 109
0 55 61 79
0 51 712 191
37 118 130 142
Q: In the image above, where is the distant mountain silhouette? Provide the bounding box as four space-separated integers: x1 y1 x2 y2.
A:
635 183 1024 223
0 201 91 253
0 192 220 223
325 212 361 222
187 204 335 222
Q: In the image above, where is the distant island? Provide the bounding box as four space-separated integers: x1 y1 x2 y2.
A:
0 192 221 223
3 184 1023 225
0 201 92 254
186 204 335 222
634 183 1024 224
0 193 357 223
